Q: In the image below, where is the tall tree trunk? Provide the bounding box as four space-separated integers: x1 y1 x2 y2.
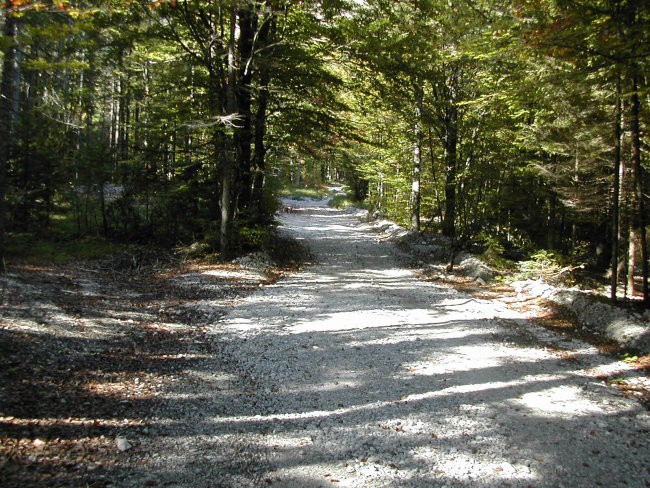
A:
411 86 423 232
611 71 622 302
620 93 634 299
251 68 270 217
220 9 238 257
630 67 648 302
251 7 276 218
442 101 458 238
235 4 256 212
426 127 444 225
119 71 130 165
0 11 18 261
99 182 109 236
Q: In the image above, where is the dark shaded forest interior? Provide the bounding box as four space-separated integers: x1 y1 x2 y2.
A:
0 0 649 304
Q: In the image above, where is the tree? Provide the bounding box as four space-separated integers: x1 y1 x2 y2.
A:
514 0 650 301
0 5 18 261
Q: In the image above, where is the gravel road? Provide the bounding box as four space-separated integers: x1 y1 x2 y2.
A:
129 196 650 488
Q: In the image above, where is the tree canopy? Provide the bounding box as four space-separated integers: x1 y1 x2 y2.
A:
1 0 648 301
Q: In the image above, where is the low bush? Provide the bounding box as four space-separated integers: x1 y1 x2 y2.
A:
514 249 583 285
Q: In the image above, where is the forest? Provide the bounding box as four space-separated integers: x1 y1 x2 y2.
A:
1 0 649 303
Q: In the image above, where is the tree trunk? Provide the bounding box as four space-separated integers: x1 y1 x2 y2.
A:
426 127 444 224
118 72 129 163
235 4 256 211
611 71 622 302
251 7 276 218
627 228 637 295
220 9 239 257
99 182 109 236
442 102 458 238
411 86 423 232
0 11 18 261
630 67 648 302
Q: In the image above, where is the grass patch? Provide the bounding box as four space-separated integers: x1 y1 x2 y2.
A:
480 251 517 275
328 192 365 209
279 184 329 201
6 233 138 265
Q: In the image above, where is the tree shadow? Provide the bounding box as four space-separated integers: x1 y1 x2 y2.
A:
2 205 649 488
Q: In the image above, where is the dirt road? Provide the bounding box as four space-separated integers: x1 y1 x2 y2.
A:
2 195 648 487
133 196 649 487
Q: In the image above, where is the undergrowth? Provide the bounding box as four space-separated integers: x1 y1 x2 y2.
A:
514 250 584 285
328 192 366 209
6 233 138 264
279 183 329 201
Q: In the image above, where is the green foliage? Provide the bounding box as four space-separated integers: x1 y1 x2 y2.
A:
514 250 583 285
175 241 213 260
328 194 354 209
479 236 517 273
6 233 130 264
608 377 628 386
328 190 366 210
2 0 648 290
279 184 329 201
621 353 639 363
254 176 284 224
233 224 271 255
516 250 560 279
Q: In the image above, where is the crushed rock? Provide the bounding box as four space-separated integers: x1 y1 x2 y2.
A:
121 193 650 488
358 211 649 355
513 280 650 355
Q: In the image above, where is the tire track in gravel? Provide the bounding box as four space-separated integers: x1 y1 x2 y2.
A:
130 196 650 488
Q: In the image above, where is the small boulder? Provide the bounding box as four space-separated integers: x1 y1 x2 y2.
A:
116 437 132 452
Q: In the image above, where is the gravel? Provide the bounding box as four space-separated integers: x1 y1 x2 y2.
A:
512 280 650 355
121 195 650 488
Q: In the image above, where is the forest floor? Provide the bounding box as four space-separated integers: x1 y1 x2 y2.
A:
1 193 649 487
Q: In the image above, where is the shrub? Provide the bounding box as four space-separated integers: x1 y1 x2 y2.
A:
328 193 364 209
515 250 582 285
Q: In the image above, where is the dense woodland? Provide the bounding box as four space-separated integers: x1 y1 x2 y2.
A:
0 0 648 302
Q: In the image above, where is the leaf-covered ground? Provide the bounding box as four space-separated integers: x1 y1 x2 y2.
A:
0 255 283 487
1 211 649 487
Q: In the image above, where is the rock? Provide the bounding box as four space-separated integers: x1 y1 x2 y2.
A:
116 437 132 451
459 257 494 282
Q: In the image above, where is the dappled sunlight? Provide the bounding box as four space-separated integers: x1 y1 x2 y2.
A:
287 309 443 333
200 368 584 427
301 223 364 232
514 385 610 417
294 377 362 393
413 447 540 485
196 268 266 280
21 192 636 487
398 352 503 379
